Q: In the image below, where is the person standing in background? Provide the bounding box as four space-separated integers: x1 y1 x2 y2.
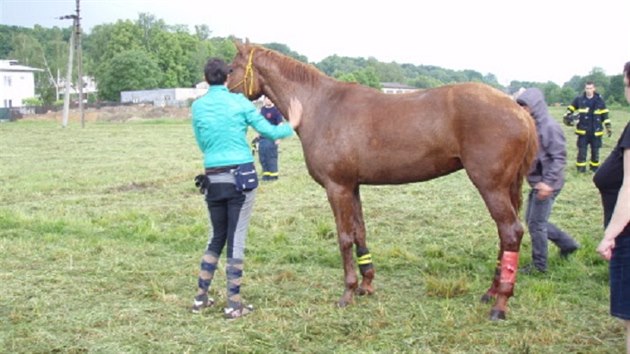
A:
595 61 630 353
257 96 285 181
563 81 611 173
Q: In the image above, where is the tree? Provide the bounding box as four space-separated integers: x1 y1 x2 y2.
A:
262 42 308 63
85 20 144 82
0 25 15 57
8 32 56 103
609 74 627 106
585 67 610 98
411 75 442 89
194 25 211 41
482 73 501 88
337 72 357 83
316 55 363 77
565 75 583 93
149 31 186 88
353 67 381 89
136 13 168 51
97 49 161 101
541 82 562 105
175 31 208 87
207 37 237 63
335 67 381 89
560 87 577 105
369 59 405 83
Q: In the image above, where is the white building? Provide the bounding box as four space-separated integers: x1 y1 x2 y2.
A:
57 75 99 100
0 60 43 108
120 82 208 107
381 82 421 94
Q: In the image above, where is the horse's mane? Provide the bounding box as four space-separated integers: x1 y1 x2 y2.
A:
255 46 326 86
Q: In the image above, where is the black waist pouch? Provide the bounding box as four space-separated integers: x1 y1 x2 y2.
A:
233 162 259 192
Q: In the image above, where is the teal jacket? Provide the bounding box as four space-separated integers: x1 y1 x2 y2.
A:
192 85 294 168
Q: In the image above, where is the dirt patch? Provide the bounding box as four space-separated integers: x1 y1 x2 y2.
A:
22 104 191 123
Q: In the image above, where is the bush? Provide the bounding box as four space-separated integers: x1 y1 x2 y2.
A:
22 97 42 106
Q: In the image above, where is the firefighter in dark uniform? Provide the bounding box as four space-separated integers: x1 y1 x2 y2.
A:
563 81 611 172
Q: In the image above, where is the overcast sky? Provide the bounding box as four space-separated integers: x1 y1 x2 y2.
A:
1 0 628 86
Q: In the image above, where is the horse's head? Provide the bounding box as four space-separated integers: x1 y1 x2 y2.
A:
227 40 264 100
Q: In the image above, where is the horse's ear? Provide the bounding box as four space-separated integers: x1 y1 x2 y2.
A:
233 38 246 53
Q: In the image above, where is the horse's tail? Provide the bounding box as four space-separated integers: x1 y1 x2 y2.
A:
511 117 538 212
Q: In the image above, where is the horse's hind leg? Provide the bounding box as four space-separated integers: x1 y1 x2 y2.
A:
477 188 524 320
325 183 374 307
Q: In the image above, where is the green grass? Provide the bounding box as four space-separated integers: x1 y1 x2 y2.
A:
1 107 629 353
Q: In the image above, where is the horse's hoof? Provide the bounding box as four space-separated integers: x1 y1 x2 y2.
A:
337 297 352 307
480 293 493 304
355 286 373 296
488 309 506 321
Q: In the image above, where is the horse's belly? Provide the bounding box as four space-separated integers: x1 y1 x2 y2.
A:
359 157 462 185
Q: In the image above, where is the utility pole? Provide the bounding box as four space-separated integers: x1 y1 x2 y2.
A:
58 0 84 128
61 19 75 128
75 0 84 128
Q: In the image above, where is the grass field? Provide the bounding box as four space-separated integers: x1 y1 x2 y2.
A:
1 106 629 353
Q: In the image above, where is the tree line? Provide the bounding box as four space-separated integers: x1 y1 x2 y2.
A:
1 13 627 107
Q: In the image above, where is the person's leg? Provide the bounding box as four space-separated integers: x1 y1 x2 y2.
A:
547 222 579 255
257 142 265 173
224 189 256 316
545 190 580 253
192 182 233 312
259 139 273 180
525 189 554 271
196 191 228 294
576 135 588 173
590 136 602 172
267 143 279 180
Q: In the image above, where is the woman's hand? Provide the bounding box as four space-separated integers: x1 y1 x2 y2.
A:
287 97 303 129
597 237 615 261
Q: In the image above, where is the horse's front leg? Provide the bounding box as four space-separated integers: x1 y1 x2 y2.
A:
325 183 370 307
351 188 374 297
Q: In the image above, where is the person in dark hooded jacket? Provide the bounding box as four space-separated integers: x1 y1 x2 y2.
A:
516 88 580 274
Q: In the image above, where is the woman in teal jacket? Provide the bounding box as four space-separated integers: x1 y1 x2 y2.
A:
191 58 302 319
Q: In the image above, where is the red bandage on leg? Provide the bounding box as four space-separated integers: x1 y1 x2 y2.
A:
499 251 519 284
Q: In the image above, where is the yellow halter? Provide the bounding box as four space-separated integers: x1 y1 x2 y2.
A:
229 49 256 96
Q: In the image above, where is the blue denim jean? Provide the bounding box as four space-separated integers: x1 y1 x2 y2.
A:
525 189 579 270
610 234 630 320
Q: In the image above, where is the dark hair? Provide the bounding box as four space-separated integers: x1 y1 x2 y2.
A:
585 81 595 86
624 61 630 87
204 58 232 85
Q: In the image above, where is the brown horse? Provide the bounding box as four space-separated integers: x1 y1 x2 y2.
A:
227 41 538 320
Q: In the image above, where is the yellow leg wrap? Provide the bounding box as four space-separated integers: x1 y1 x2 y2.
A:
357 253 372 265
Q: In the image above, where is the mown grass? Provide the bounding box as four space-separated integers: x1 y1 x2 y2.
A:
1 107 629 353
